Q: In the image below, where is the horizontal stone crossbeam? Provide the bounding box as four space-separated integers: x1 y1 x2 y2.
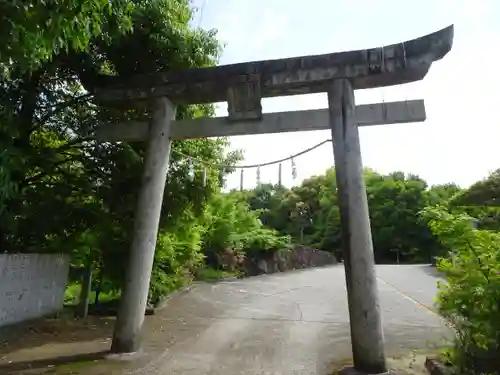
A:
95 100 425 142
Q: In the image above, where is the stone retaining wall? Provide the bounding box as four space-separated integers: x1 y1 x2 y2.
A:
244 246 337 276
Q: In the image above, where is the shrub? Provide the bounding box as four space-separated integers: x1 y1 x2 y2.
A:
149 214 205 304
201 192 290 268
422 206 500 374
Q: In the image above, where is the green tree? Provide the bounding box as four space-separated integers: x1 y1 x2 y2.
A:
245 168 445 264
451 169 500 207
450 170 500 231
366 171 436 263
200 191 290 273
428 183 462 205
1 0 224 295
0 0 133 76
247 183 289 232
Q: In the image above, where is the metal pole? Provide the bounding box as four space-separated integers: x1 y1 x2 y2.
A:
278 163 282 186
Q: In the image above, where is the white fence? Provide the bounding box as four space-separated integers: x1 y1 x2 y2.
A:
0 253 69 327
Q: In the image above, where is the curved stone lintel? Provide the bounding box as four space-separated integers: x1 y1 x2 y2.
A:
94 25 453 105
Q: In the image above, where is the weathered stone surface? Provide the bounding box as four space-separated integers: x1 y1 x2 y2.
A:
226 73 262 122
92 25 453 106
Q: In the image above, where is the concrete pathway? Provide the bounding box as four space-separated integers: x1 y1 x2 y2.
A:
128 264 451 375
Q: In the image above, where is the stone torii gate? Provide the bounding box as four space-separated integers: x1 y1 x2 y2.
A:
93 25 453 373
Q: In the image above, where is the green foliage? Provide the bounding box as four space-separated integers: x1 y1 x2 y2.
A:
451 169 500 208
64 282 119 305
0 0 134 76
422 206 500 373
1 0 262 303
243 169 446 264
195 268 237 282
149 211 205 303
366 171 436 263
428 183 462 205
202 191 290 266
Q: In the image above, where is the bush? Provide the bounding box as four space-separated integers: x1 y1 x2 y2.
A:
422 206 500 374
201 192 290 268
149 214 205 304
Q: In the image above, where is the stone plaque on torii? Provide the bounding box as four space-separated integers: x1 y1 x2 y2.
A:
92 25 453 374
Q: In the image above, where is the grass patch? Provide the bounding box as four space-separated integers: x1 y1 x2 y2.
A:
64 283 120 306
195 268 238 281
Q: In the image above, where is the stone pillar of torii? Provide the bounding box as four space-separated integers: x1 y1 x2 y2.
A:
91 25 453 374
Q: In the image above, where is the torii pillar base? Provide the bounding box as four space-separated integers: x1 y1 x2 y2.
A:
328 78 387 374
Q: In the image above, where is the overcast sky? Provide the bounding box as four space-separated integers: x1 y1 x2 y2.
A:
191 0 500 190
